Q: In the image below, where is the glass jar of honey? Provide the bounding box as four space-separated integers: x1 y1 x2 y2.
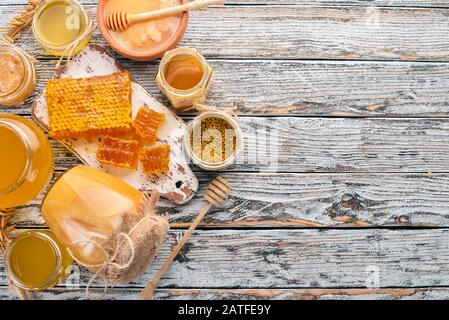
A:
156 47 213 112
0 44 35 107
0 114 53 208
5 230 73 291
185 111 243 170
32 0 91 56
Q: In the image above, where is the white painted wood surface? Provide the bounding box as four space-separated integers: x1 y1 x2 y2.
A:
2 229 449 289
1 0 449 300
3 5 449 61
10 172 449 228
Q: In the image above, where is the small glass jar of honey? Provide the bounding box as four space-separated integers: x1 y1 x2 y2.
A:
32 0 91 56
156 47 213 111
0 114 53 208
0 45 35 107
5 230 72 291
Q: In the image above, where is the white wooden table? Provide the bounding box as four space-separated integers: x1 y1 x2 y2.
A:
2 0 449 300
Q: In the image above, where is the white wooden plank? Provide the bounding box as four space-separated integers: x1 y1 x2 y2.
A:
2 229 449 288
2 1 449 8
1 117 449 173
9 172 449 228
41 117 449 173
5 59 449 117
2 287 449 300
2 6 449 61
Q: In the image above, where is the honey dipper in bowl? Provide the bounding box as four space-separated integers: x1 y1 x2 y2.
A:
140 176 231 300
107 0 226 32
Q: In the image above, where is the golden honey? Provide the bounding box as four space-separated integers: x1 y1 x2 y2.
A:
164 55 205 91
104 0 182 52
156 47 213 111
5 231 72 291
0 45 35 107
32 0 91 56
0 114 53 208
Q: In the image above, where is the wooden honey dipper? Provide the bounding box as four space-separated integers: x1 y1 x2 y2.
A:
140 176 231 300
106 0 225 32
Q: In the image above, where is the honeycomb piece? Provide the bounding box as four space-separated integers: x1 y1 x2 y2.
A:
140 145 170 174
46 72 133 139
96 135 140 170
133 107 165 143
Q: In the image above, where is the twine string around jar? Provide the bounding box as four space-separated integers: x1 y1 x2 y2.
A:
68 231 135 300
55 20 96 69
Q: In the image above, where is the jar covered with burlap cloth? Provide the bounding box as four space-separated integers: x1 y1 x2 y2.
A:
40 165 169 285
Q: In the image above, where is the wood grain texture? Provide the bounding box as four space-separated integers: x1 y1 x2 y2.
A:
2 5 449 61
2 287 449 300
4 59 449 117
3 229 449 288
9 172 449 228
2 1 449 8
16 117 449 173
2 0 449 301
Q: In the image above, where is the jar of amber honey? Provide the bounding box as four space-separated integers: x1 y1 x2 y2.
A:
0 114 53 208
32 0 91 56
156 47 213 111
0 44 35 107
5 230 72 291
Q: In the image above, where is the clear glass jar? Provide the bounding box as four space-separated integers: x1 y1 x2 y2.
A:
5 230 73 291
185 111 243 170
156 47 213 112
41 165 145 266
0 45 35 107
0 114 53 208
41 165 169 285
32 0 91 56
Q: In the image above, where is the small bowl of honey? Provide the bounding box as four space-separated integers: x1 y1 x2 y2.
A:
32 0 91 56
98 0 189 61
156 47 213 111
185 111 243 171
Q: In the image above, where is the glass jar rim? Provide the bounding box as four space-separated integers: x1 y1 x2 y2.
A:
0 46 34 103
185 111 243 170
32 0 88 52
0 120 33 195
159 47 210 95
4 231 63 291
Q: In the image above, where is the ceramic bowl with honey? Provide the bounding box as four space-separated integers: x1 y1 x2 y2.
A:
97 0 189 61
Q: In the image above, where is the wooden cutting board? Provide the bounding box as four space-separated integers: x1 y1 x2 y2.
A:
32 44 198 204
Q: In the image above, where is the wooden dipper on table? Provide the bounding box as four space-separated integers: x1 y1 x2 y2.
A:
140 176 231 300
106 0 226 32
